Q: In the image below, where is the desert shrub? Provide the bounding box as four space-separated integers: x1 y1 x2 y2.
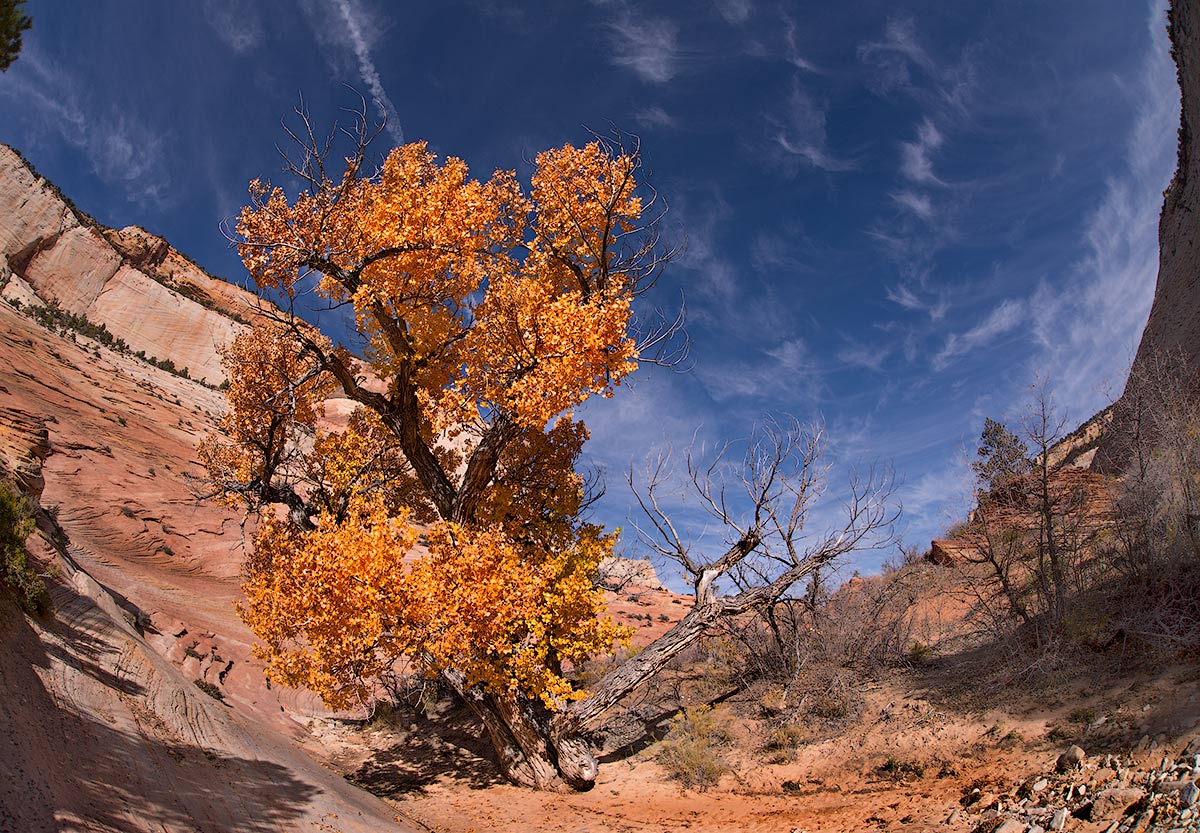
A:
877 755 925 781
763 720 806 762
657 706 731 790
193 679 224 701
906 641 935 665
720 561 927 711
1068 707 1097 725
1046 725 1074 742
0 479 48 615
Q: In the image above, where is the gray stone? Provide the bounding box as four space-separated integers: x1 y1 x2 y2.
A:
1051 808 1068 831
1033 778 1049 792
1058 745 1087 772
1180 781 1199 807
994 820 1025 833
1089 787 1146 822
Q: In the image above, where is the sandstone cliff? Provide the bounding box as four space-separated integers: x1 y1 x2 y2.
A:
0 255 420 831
0 144 261 384
1094 0 1199 470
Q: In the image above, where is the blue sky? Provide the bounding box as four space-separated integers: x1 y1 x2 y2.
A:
0 0 1178 580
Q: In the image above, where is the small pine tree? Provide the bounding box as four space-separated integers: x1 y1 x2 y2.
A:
0 0 31 73
972 418 1029 494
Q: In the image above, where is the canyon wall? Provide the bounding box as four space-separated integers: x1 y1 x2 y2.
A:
0 144 261 384
1094 0 1200 470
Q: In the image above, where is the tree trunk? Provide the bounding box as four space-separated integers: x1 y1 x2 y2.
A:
442 534 827 791
440 668 595 791
434 603 723 791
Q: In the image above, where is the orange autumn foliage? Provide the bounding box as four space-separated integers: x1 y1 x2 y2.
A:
197 323 335 505
206 137 650 711
237 140 641 431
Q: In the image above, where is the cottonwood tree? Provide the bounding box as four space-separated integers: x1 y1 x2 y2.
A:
200 109 892 790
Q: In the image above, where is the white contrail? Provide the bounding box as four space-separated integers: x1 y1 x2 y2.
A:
329 0 404 146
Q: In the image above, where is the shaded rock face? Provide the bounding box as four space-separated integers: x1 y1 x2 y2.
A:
928 468 1114 566
1095 1 1196 471
102 225 170 271
0 406 49 500
0 144 262 384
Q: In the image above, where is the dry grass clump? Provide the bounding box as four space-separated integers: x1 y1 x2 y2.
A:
657 705 732 790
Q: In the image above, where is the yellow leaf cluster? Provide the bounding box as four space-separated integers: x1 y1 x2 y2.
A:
242 504 630 711
198 323 334 502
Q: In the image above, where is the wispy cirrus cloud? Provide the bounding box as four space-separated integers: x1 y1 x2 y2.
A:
769 82 856 172
885 283 947 321
891 190 935 221
934 298 1026 370
860 17 974 296
899 118 945 185
837 337 889 372
300 0 404 146
780 12 817 73
0 50 171 205
857 16 934 95
858 14 977 113
713 0 752 25
202 0 264 53
608 13 681 84
696 336 824 404
1027 0 1176 419
633 105 677 129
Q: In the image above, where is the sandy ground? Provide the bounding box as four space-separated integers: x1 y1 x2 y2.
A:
288 659 1197 833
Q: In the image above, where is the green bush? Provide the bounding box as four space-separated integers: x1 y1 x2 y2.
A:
193 679 225 701
906 640 935 665
0 479 48 614
657 706 731 790
1068 707 1097 726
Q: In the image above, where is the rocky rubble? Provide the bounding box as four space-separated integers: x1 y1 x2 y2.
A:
952 738 1200 833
